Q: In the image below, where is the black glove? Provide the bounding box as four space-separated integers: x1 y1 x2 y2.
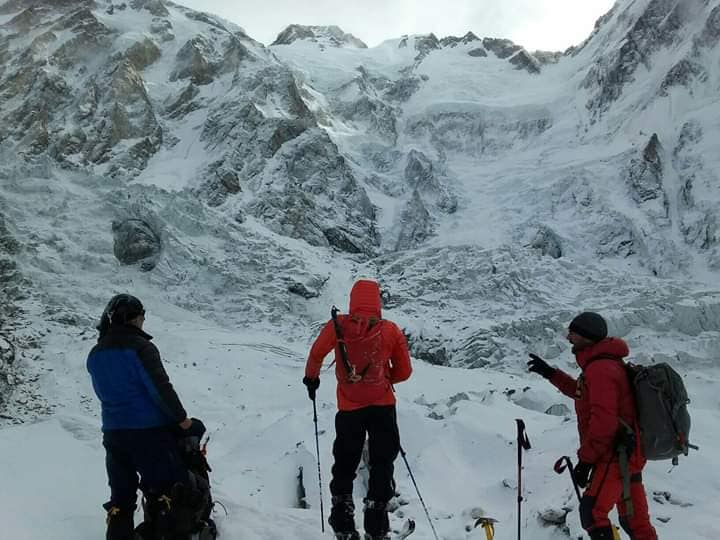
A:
527 354 557 379
183 417 206 438
303 377 320 401
573 461 593 489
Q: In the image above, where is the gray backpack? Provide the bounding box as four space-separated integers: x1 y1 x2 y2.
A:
626 362 695 462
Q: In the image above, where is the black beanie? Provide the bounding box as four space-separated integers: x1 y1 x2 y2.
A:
97 294 145 331
568 312 607 342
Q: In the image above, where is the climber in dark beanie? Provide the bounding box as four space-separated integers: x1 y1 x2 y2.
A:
87 294 205 540
528 312 658 540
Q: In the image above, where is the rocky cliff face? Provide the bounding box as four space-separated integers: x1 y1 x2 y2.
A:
579 0 720 121
0 0 382 257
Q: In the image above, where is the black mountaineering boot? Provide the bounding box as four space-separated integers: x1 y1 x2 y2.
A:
589 527 616 540
363 499 390 539
329 494 360 539
103 502 135 540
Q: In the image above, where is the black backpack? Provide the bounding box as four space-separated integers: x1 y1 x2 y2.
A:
626 362 695 463
177 434 216 536
136 435 217 540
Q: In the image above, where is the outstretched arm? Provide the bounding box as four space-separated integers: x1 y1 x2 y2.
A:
549 369 580 399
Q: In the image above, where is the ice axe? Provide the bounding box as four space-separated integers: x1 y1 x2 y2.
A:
553 456 582 502
473 517 498 540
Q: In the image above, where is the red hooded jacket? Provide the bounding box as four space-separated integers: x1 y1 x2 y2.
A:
550 337 645 473
305 280 412 411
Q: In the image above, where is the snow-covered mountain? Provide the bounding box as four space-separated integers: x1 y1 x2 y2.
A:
1 0 719 538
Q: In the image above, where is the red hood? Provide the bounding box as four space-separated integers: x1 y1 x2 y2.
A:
576 337 629 370
349 280 381 319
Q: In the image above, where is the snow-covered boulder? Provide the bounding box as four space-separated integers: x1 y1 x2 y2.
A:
112 218 162 270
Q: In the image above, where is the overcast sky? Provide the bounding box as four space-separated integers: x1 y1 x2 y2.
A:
177 0 617 51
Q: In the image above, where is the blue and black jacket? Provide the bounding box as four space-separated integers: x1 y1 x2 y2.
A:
87 324 187 431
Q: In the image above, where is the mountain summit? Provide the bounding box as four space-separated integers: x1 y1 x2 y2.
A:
271 24 367 48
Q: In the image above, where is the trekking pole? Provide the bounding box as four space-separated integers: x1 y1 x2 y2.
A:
312 397 325 533
399 445 440 540
553 456 581 502
515 419 531 540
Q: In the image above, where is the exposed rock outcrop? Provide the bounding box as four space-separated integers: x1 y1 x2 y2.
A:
439 32 480 48
482 37 522 59
625 134 668 218
583 0 691 118
509 49 541 74
659 59 707 96
530 227 563 258
395 190 434 251
272 25 367 48
112 218 162 270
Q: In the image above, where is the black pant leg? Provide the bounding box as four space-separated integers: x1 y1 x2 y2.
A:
103 431 140 509
330 409 368 496
366 405 400 503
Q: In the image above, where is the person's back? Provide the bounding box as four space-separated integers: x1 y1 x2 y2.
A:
88 323 183 430
313 281 411 411
303 279 412 540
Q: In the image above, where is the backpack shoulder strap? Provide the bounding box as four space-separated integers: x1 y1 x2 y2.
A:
330 306 361 383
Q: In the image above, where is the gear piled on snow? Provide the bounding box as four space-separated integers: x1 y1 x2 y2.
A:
134 428 217 540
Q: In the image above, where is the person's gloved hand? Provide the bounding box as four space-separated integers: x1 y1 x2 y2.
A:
182 417 206 438
573 461 593 489
303 377 320 401
527 354 557 380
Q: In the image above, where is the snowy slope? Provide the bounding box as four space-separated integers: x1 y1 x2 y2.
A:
1 0 720 539
1 311 719 539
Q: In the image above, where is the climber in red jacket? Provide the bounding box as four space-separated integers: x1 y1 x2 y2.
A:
303 279 412 540
528 312 658 540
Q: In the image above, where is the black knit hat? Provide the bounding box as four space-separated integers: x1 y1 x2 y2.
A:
568 312 607 342
97 294 145 335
